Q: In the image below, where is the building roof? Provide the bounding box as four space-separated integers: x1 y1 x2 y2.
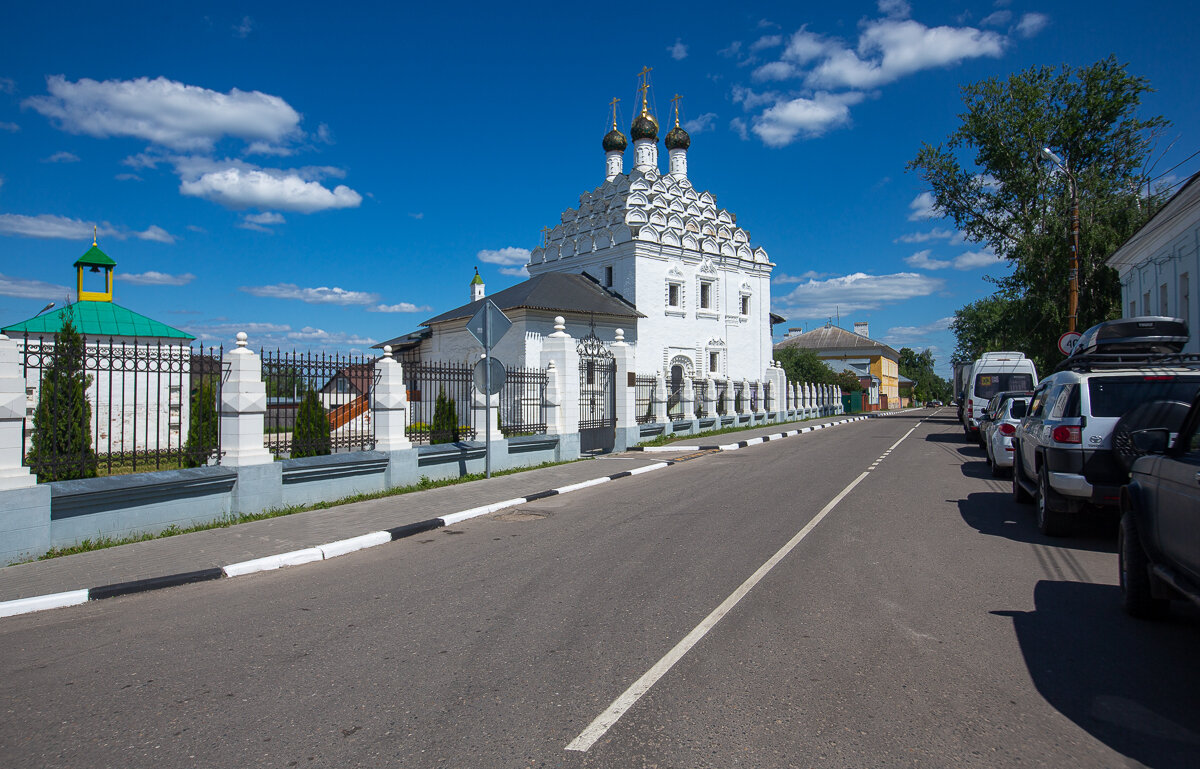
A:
773 323 899 361
372 328 432 351
422 271 643 327
1107 169 1200 272
2 301 194 339
73 243 117 269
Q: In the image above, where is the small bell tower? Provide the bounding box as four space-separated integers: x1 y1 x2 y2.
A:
470 267 485 302
75 227 116 303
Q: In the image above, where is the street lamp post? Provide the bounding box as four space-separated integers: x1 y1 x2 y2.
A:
1042 148 1080 332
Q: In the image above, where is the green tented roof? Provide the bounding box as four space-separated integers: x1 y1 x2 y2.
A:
73 244 117 268
2 301 194 339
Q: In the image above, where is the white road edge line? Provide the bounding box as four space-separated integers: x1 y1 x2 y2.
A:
565 419 921 752
0 589 90 618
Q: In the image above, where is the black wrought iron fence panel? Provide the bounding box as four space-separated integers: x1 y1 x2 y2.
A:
634 374 657 424
732 381 746 412
499 366 546 437
19 333 223 481
405 361 477 445
261 348 377 458
715 379 729 415
764 382 773 411
750 382 760 412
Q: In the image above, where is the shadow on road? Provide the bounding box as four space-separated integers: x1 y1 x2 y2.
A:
994 580 1200 768
957 491 1115 552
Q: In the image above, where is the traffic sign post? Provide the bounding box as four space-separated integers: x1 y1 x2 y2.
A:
467 300 512 478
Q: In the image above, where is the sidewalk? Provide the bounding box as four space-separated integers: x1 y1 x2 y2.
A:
0 410 919 615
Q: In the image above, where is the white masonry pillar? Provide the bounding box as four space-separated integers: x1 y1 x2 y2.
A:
373 346 412 452
679 376 695 419
0 334 34 489
610 328 636 451
543 360 564 435
652 370 668 424
220 332 273 467
540 317 579 456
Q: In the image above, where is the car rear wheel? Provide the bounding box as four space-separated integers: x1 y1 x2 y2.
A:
1119 512 1168 619
1036 465 1070 537
1013 451 1033 504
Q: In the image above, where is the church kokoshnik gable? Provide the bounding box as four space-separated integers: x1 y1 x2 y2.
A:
397 69 779 395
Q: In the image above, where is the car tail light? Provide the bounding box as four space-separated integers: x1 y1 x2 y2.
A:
999 423 1016 436
1051 425 1082 444
968 403 974 419
1143 375 1174 381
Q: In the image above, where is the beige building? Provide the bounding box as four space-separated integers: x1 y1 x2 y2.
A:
774 322 900 409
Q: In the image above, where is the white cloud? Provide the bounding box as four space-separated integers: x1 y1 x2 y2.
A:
0 121 19 132
26 75 302 152
0 78 14 94
781 27 834 66
752 91 864 147
805 20 1005 90
370 302 431 313
44 151 79 163
1015 12 1049 38
683 113 718 134
134 225 175 243
880 316 954 345
907 191 941 221
286 326 377 346
894 227 959 243
980 10 1012 26
0 273 72 299
233 15 254 38
477 247 530 267
731 85 781 110
776 271 943 318
752 61 799 82
244 211 285 225
719 41 743 58
180 165 362 213
240 283 380 305
750 34 783 52
774 270 828 284
499 266 528 277
186 224 206 233
668 39 688 60
729 118 749 141
953 249 1003 270
115 173 142 182
0 213 172 243
121 270 195 286
877 0 911 18
904 249 952 270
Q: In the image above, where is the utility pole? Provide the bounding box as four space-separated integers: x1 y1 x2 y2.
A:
1043 148 1080 332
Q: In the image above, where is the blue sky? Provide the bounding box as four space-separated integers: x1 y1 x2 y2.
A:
2 0 1197 377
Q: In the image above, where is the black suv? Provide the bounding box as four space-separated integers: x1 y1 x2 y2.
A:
1013 317 1200 536
1119 389 1200 618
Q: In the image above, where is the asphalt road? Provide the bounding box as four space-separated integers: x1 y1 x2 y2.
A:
2 409 1198 768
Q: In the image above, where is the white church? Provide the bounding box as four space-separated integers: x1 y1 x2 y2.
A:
383 73 779 391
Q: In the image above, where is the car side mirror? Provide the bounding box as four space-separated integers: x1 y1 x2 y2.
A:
1011 402 1027 419
1130 427 1170 455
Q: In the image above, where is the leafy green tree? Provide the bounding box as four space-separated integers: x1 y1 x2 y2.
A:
831 369 864 393
183 379 219 467
775 347 835 385
291 389 331 458
431 388 460 444
898 347 952 403
27 315 96 482
908 57 1169 373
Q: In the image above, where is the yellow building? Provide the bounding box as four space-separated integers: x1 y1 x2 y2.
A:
773 322 901 409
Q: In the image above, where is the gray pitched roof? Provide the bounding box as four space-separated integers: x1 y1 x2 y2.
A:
773 323 899 360
421 272 643 327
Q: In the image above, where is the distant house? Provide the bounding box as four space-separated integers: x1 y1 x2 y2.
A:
2 239 196 456
1107 171 1200 352
774 322 900 410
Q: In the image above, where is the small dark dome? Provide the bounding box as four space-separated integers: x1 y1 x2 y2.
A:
665 125 690 150
603 128 627 152
630 114 659 142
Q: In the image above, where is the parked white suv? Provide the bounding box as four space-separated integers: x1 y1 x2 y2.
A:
982 391 1033 476
1012 317 1200 536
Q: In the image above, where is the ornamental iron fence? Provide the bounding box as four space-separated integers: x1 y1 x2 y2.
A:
404 361 477 445
634 373 657 424
261 348 377 458
18 333 224 481
498 366 547 437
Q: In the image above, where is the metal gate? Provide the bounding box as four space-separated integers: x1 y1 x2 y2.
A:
578 331 616 453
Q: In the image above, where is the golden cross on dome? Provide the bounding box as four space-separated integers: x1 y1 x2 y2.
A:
608 96 620 130
541 226 551 245
636 66 653 115
671 93 683 127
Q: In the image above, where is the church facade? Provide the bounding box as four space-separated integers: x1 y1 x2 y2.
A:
394 77 778 392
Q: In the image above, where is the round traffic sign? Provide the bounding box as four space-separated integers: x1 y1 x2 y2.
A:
1058 331 1082 356
473 357 506 395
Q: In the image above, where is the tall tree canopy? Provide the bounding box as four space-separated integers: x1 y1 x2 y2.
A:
908 57 1168 374
898 348 951 403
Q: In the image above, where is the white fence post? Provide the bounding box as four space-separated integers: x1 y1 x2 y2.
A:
373 346 412 452
0 334 34 490
652 371 668 424
220 332 273 467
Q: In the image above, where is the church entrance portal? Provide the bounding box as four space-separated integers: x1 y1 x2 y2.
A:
578 331 616 453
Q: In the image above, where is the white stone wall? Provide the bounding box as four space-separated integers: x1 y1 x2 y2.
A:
1114 219 1200 354
420 309 635 370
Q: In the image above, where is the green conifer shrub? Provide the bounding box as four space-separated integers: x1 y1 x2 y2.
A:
27 315 97 482
183 379 219 467
431 388 460 444
291 389 331 458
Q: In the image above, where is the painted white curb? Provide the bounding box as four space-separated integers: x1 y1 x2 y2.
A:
319 531 392 560
441 497 527 526
223 547 324 577
0 589 89 618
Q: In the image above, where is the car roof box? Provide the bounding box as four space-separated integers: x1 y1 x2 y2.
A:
1072 316 1188 356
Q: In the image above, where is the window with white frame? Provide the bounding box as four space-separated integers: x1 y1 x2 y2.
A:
699 280 713 310
709 351 719 372
1182 273 1190 318
666 281 683 312
1161 283 1169 315
604 265 613 287
1129 300 1137 317
740 295 750 315
1143 291 1151 315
